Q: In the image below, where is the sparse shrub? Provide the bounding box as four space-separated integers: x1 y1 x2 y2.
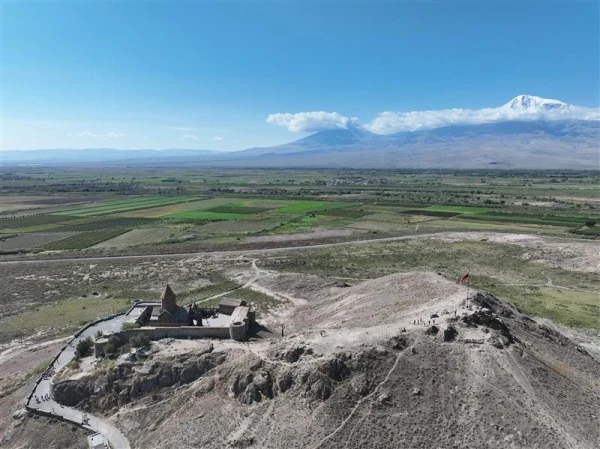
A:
129 334 150 349
585 220 596 227
104 335 123 358
75 337 93 358
122 322 140 330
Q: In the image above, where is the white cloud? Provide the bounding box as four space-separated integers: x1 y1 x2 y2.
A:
178 134 199 141
210 136 223 141
267 111 353 132
365 103 600 134
77 131 126 138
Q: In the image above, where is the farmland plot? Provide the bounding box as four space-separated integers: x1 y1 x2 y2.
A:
92 227 181 248
0 232 79 251
198 220 280 234
43 229 130 250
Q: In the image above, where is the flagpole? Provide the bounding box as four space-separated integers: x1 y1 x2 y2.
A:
466 267 471 308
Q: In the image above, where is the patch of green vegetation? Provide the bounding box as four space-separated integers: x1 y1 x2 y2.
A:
274 201 352 214
318 208 370 218
473 279 600 331
76 336 94 358
59 216 159 232
571 226 600 236
426 205 491 214
399 209 459 218
180 274 241 302
168 211 245 220
43 228 130 250
206 205 273 214
0 296 132 343
0 214 75 229
234 287 286 315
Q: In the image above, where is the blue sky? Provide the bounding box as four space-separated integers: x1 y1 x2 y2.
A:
2 1 599 151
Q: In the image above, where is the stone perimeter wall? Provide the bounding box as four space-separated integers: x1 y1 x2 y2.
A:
120 326 231 341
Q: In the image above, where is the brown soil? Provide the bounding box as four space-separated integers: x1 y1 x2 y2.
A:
48 271 600 449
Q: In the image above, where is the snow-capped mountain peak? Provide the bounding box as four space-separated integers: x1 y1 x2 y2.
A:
503 94 570 112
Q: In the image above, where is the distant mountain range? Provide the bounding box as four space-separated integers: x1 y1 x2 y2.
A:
3 95 599 169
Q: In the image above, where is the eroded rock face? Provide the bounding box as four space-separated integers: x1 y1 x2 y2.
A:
54 350 225 409
462 309 514 347
318 356 350 381
53 380 95 407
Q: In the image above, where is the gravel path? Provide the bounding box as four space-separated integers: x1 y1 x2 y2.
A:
27 315 132 449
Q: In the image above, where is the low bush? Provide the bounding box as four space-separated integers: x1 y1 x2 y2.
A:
75 336 93 358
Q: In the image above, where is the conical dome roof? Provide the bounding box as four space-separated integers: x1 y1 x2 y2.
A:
161 284 177 312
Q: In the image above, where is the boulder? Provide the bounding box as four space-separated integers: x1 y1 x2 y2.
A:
241 383 261 404
425 325 439 335
443 326 458 342
253 370 273 398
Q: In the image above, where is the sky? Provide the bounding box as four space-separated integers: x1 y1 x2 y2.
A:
1 1 599 151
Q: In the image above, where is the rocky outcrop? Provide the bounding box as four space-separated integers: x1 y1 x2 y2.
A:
54 348 224 409
54 380 95 407
442 325 458 342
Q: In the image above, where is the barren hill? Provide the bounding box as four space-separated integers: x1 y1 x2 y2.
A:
51 271 600 449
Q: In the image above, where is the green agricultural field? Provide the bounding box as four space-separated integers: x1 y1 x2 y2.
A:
168 211 246 221
426 205 491 214
0 214 74 229
274 201 352 214
117 198 218 218
43 228 130 250
206 205 273 214
318 208 370 218
52 196 196 217
399 209 460 218
198 220 280 234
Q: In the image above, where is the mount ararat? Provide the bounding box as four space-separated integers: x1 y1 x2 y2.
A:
3 95 599 169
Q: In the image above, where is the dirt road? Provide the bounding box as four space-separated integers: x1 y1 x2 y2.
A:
1 232 593 266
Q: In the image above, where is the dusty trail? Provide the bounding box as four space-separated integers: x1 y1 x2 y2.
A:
310 345 412 449
1 231 593 266
0 233 452 265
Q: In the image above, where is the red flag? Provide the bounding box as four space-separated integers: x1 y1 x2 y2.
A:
458 273 469 283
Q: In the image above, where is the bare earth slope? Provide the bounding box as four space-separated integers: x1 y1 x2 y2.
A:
53 272 600 449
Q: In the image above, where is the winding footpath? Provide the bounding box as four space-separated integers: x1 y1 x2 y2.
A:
14 232 599 448
27 314 132 449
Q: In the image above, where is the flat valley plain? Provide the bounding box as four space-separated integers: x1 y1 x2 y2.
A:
1 167 598 344
1 166 599 449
